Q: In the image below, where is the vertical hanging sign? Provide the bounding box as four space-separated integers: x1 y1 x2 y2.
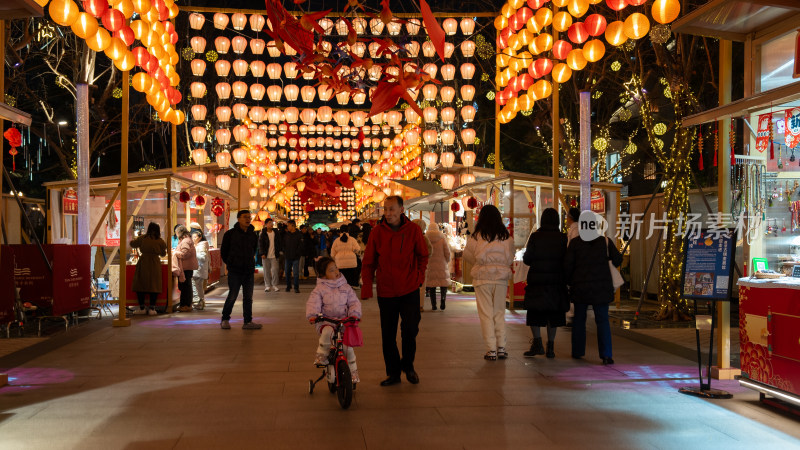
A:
785 107 800 149
755 113 772 153
105 200 121 247
62 188 78 215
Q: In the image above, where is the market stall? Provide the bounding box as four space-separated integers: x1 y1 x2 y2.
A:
43 168 234 311
738 278 800 409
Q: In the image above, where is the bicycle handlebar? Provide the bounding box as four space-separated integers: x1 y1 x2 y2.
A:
313 316 360 325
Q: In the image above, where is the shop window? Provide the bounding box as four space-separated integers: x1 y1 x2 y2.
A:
758 31 797 93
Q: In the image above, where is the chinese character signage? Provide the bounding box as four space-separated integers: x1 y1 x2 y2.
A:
590 190 605 213
105 200 121 247
756 113 772 153
682 229 736 301
785 107 800 149
63 188 78 215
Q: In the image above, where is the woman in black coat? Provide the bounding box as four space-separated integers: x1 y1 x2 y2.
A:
522 208 568 358
564 215 623 365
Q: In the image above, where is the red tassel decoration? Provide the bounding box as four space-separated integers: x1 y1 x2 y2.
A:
697 126 704 170
769 118 775 159
713 123 718 167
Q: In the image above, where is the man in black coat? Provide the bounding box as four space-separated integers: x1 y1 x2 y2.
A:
281 219 304 293
220 210 262 330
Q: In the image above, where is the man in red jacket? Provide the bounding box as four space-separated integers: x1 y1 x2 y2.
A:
362 196 430 386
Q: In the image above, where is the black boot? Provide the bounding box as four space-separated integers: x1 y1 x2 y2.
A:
428 288 437 310
546 341 555 359
524 338 545 357
440 289 446 310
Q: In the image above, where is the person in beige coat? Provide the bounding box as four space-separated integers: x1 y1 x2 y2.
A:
412 219 434 312
173 225 199 312
131 223 168 315
331 225 362 287
425 225 451 311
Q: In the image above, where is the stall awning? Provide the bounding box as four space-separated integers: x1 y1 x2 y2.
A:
0 102 32 126
0 0 43 19
682 80 800 127
671 0 800 42
391 179 445 194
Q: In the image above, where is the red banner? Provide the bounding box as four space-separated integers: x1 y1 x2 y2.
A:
786 107 800 149
106 200 121 247
0 245 91 317
756 113 772 153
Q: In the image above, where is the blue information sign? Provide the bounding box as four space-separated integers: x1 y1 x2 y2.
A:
681 229 736 301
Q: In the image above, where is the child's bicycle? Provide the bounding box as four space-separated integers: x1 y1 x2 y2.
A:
308 315 359 409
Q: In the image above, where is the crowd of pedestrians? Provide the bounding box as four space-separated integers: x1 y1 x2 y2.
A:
134 196 623 387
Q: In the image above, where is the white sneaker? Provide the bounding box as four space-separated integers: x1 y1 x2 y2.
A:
271 286 280 292
134 308 147 315
264 286 270 292
351 369 360 383
313 354 328 366
147 308 158 316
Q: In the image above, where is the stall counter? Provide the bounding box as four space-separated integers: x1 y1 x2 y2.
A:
738 278 800 404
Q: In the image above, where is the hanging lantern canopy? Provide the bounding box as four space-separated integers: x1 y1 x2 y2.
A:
232 81 248 98
192 148 208 166
250 14 265 31
460 63 475 80
232 59 248 77
214 36 230 54
215 128 231 146
216 151 232 168
190 36 206 54
284 84 299 101
231 13 247 30
250 39 265 55
440 86 456 103
440 131 456 146
441 64 456 81
460 17 475 35
232 147 248 165
461 129 476 146
189 12 205 30
191 59 206 76
191 105 207 121
441 107 456 124
605 21 627 46
191 127 207 144
190 81 206 98
440 173 455 190
461 105 476 122
213 13 229 30
582 40 605 62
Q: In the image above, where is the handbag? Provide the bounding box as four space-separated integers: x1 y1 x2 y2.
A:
343 321 364 347
605 237 624 290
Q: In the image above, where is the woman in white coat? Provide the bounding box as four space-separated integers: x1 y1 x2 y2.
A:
191 230 209 310
330 225 362 288
463 205 515 361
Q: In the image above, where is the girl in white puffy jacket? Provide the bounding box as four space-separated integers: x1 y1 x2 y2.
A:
463 205 515 361
305 257 362 383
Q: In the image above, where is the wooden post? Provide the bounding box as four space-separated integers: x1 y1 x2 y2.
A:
0 19 7 388
171 123 177 173
113 71 131 327
551 5 561 211
712 40 738 379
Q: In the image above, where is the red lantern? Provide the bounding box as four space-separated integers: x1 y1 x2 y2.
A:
132 46 148 66
627 0 646 5
450 202 461 212
552 40 573 60
519 73 534 90
211 197 225 216
501 26 514 43
527 0 546 7
515 7 533 26
101 8 125 32
584 14 607 36
467 197 478 209
154 0 169 21
82 0 107 18
529 58 553 79
114 26 135 46
508 75 522 92
508 15 521 32
195 195 206 206
567 22 589 44
179 191 190 202
606 0 627 11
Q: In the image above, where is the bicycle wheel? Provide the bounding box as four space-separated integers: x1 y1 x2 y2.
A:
336 360 353 409
327 366 337 393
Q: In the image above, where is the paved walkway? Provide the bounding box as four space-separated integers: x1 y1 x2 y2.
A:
1 279 799 449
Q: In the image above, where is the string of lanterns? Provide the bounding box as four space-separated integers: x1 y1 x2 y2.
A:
45 0 185 124
494 0 681 124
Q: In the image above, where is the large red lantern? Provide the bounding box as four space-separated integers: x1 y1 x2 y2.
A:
606 0 627 11
82 0 107 18
627 0 646 5
584 14 607 36
515 7 533 26
529 58 553 79
567 22 589 44
527 0 546 7
132 46 149 66
552 40 573 60
114 26 135 46
519 73 534 90
101 8 125 32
